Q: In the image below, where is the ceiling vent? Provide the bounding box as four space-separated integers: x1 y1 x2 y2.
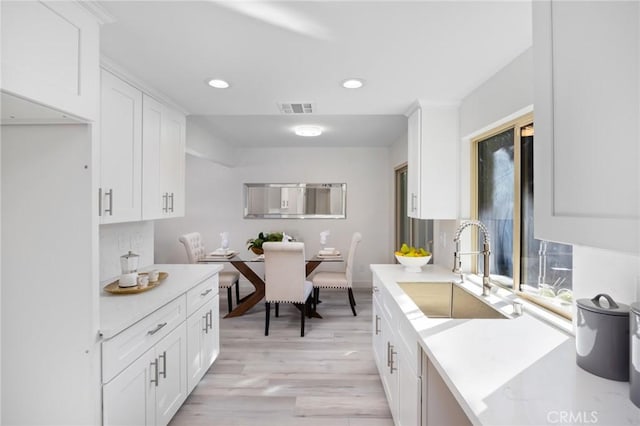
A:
278 102 315 114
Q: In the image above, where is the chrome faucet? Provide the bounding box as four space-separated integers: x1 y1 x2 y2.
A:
453 220 492 296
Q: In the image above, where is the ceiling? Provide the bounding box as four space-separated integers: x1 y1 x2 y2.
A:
98 1 532 147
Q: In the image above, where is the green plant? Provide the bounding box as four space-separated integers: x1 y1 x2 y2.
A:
246 231 284 251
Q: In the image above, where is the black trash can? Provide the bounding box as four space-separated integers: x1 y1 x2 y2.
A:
576 294 630 381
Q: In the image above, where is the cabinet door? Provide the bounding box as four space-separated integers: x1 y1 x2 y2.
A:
103 348 156 426
187 295 220 393
162 106 186 218
533 0 639 253
372 290 386 373
407 107 422 218
100 69 142 223
155 324 188 426
406 104 459 219
381 312 398 422
1 1 100 121
397 348 420 426
142 94 165 220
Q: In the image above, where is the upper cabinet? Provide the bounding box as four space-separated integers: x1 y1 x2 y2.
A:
100 69 186 224
1 1 100 121
100 70 143 224
406 103 459 219
533 0 639 253
142 95 186 220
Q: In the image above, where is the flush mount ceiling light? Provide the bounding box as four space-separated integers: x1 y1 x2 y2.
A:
294 125 322 137
207 79 230 89
342 78 364 89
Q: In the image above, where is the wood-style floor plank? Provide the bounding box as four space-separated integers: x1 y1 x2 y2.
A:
170 288 393 425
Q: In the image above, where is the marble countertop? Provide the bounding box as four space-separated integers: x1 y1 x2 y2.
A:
100 263 222 339
371 264 640 425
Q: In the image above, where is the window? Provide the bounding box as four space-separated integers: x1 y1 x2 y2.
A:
473 115 573 316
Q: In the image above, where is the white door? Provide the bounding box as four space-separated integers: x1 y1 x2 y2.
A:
186 302 210 393
100 69 142 223
162 106 186 218
203 295 220 372
407 107 421 218
103 348 156 426
397 348 420 426
155 324 188 426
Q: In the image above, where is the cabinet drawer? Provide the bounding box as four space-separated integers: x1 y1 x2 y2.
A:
186 275 218 317
102 296 186 384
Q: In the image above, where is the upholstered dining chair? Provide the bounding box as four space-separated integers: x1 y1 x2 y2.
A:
178 232 240 314
312 232 362 316
263 242 313 337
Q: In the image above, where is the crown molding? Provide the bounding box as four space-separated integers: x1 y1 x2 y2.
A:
76 1 116 25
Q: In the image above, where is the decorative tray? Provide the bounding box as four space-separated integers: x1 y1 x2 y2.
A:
104 272 169 295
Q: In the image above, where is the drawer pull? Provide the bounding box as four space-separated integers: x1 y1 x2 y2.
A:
375 315 381 335
159 351 167 379
147 322 167 336
390 345 397 374
150 359 159 387
207 309 213 331
202 314 208 333
200 288 213 297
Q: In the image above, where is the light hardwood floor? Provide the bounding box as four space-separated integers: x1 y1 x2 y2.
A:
170 287 394 426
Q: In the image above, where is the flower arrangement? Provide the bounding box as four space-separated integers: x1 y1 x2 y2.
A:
246 232 285 255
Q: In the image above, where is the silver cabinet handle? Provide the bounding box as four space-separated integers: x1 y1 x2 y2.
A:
104 189 113 215
202 314 209 334
98 188 102 217
387 341 392 367
158 351 167 379
150 359 159 387
169 193 174 212
411 193 417 212
147 322 167 335
390 345 397 374
207 309 213 331
200 288 213 297
375 315 381 335
162 193 168 213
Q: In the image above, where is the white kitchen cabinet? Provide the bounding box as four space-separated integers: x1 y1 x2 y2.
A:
423 355 471 426
372 280 420 426
186 295 220 393
1 0 100 121
406 103 458 219
103 323 187 426
100 69 143 223
142 95 186 220
533 0 639 253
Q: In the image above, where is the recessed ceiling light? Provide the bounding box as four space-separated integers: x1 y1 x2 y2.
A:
294 125 322 137
342 78 364 89
207 79 230 89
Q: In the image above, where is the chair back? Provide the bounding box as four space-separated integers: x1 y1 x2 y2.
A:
263 242 307 303
345 232 362 285
179 232 205 264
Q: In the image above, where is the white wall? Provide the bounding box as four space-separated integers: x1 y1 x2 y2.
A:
186 116 236 167
99 221 155 281
451 45 640 307
154 147 392 287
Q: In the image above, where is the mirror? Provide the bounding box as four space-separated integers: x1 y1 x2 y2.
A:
243 183 346 219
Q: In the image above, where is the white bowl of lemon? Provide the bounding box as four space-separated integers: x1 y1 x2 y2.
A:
395 244 432 272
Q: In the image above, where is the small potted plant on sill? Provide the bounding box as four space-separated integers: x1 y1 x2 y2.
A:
246 232 285 255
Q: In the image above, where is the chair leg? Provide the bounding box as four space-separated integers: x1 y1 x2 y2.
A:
227 287 232 314
275 303 280 317
235 279 240 303
265 302 271 336
313 288 320 312
306 296 313 318
348 288 357 316
301 303 306 337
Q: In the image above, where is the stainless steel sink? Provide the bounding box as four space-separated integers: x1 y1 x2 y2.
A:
398 282 508 319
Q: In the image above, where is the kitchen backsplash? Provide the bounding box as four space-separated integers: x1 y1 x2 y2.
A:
99 221 155 281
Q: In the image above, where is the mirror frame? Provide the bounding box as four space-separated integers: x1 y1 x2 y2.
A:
243 183 347 219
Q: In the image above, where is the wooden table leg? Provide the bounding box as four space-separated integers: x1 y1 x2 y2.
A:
224 261 265 318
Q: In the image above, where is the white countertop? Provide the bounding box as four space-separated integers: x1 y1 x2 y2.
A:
100 263 222 339
371 264 640 425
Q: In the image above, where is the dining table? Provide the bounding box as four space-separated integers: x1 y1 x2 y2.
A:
198 251 343 318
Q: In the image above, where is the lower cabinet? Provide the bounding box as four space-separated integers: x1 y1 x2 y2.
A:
102 274 220 425
422 354 471 426
187 294 220 393
372 282 420 426
103 324 187 426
